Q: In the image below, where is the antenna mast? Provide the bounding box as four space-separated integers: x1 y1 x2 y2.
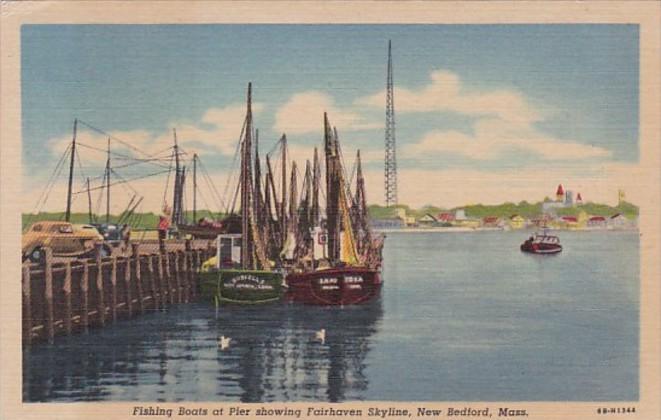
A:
384 40 398 207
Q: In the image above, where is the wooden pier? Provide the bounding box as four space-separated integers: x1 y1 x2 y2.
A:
22 240 216 345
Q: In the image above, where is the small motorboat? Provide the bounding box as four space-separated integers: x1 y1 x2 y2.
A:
520 232 562 254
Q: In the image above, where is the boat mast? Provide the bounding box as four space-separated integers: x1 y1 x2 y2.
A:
106 137 111 223
324 113 340 263
86 177 93 223
172 129 181 225
65 119 77 222
289 161 298 231
312 147 320 226
192 153 197 222
254 129 265 231
280 134 288 239
240 83 255 269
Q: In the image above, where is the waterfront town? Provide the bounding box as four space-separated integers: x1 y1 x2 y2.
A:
370 184 638 231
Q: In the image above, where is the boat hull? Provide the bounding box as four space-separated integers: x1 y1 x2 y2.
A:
520 243 562 254
198 269 284 304
286 267 382 305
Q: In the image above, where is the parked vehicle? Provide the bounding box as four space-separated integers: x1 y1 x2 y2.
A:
92 223 123 247
22 221 110 263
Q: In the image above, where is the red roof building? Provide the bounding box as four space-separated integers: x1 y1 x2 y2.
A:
437 212 455 222
556 184 564 196
561 216 578 223
482 216 500 227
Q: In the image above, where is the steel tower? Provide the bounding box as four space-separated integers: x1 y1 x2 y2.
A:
384 40 398 207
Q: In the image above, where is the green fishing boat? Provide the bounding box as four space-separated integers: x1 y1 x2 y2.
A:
197 83 285 304
199 268 284 304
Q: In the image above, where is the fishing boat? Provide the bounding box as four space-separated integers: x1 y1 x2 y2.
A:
286 114 384 305
520 232 563 254
198 83 285 304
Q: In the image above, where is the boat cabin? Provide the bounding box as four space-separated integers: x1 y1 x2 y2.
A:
216 233 242 268
532 234 560 244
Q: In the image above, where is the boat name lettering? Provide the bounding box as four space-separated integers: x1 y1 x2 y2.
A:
225 274 275 290
318 277 338 285
345 276 363 284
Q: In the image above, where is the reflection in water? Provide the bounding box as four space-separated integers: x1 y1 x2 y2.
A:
23 298 383 402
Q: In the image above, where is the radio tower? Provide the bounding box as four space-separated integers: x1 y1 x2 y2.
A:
384 40 398 207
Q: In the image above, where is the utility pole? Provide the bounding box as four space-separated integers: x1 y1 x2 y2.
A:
384 40 398 207
65 119 77 222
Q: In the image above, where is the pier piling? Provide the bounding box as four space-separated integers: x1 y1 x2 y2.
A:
22 240 214 345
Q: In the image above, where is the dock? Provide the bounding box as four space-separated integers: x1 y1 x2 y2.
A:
22 239 216 345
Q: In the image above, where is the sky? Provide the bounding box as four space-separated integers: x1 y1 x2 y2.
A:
21 24 639 214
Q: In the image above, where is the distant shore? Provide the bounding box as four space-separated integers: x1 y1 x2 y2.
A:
375 226 639 234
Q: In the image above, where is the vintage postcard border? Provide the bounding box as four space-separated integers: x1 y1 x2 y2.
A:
1 1 659 419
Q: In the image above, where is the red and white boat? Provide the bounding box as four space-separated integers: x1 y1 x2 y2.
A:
285 113 384 305
520 232 562 254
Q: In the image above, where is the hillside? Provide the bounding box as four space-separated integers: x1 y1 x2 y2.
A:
368 200 638 220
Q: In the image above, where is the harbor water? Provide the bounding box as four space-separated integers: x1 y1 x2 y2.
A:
23 230 639 402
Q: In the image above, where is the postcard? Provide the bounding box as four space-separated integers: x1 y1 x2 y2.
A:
1 1 659 420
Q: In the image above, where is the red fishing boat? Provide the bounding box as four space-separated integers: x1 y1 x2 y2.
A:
520 232 563 254
287 266 382 305
285 114 384 305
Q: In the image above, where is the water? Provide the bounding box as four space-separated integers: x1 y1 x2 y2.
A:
23 230 639 402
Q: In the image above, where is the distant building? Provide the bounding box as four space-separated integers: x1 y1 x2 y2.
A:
437 212 455 223
609 213 629 229
542 201 565 213
418 213 437 226
565 190 574 206
482 216 501 228
531 214 553 228
370 217 405 229
455 209 467 220
587 215 607 228
576 192 583 205
509 214 525 229
556 184 565 202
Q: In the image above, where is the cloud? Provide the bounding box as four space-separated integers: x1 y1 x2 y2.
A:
274 91 380 135
405 118 612 161
357 69 541 124
355 68 613 162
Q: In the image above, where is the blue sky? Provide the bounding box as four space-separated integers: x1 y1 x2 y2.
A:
21 24 639 210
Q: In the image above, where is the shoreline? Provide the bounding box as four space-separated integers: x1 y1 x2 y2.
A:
375 227 639 234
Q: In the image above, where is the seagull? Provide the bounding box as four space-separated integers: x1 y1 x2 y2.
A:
218 335 232 350
314 328 326 344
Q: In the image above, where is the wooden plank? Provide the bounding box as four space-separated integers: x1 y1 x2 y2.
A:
64 262 72 335
95 244 105 327
111 255 118 323
164 251 174 305
174 251 182 304
184 240 192 302
44 247 55 344
123 257 132 317
22 264 32 345
157 252 166 309
132 243 144 314
81 260 90 332
193 249 201 300
147 254 158 310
